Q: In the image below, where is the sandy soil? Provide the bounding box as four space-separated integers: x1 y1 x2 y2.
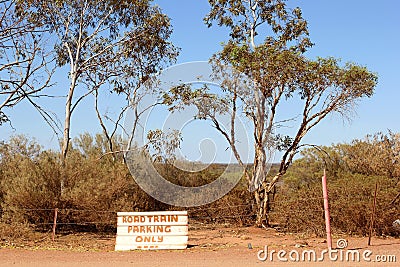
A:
0 225 399 267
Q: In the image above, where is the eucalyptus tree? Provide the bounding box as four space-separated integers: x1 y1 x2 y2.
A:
0 0 54 126
206 0 377 226
20 0 178 193
165 0 378 226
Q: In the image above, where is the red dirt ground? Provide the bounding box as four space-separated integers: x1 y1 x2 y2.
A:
1 225 399 267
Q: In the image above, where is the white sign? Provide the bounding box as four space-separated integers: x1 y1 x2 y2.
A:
115 211 188 250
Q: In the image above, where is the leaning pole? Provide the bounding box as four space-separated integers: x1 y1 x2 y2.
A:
322 169 332 249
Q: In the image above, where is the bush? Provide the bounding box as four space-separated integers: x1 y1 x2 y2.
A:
271 173 400 236
1 133 399 237
0 134 252 232
0 134 162 232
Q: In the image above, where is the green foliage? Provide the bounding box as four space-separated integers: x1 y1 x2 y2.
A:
284 145 348 188
146 129 182 163
343 132 400 178
0 134 157 231
0 134 254 230
272 132 400 236
272 174 399 236
288 131 400 179
202 2 378 228
1 132 399 237
20 0 178 90
205 0 312 51
0 135 60 224
216 42 377 110
12 0 179 164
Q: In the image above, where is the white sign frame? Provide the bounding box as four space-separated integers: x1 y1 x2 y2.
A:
115 211 188 250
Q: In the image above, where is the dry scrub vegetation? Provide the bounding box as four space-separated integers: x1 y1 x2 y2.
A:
0 132 399 245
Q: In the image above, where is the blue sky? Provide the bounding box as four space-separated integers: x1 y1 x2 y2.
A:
1 0 399 163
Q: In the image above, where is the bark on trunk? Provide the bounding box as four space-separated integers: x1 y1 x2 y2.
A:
60 73 77 196
254 173 282 227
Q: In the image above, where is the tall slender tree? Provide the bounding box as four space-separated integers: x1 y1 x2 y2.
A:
21 0 178 194
205 0 378 226
165 0 378 226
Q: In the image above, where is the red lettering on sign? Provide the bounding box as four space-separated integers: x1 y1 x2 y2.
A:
128 225 177 233
170 215 178 222
160 215 166 222
135 236 164 243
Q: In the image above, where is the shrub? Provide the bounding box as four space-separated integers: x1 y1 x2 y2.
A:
1 133 399 237
271 173 400 236
0 134 162 232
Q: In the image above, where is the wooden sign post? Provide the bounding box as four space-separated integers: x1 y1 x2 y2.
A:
115 211 188 250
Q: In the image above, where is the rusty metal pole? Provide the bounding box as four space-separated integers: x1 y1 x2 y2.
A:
322 169 332 250
368 182 378 246
52 208 58 241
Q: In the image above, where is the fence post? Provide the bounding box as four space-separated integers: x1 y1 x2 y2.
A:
322 169 332 250
52 208 58 241
368 182 378 246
